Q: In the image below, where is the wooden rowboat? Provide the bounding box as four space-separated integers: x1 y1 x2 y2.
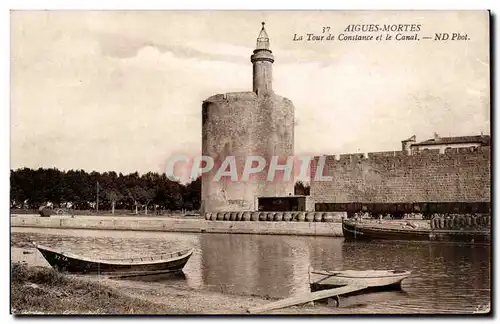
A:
248 269 411 313
342 219 490 243
309 268 411 291
35 243 194 277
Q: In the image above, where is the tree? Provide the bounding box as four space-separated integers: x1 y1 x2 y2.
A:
9 167 201 214
163 181 184 211
183 177 201 211
107 189 123 215
127 186 143 215
136 187 156 215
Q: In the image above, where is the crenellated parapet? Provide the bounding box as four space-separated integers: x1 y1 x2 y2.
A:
312 146 490 173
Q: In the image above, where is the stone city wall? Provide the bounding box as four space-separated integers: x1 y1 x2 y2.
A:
310 146 491 208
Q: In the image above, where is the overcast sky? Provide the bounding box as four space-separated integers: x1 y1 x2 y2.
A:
10 10 490 175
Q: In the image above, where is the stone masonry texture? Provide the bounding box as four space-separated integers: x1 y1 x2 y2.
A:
201 91 295 213
309 146 491 208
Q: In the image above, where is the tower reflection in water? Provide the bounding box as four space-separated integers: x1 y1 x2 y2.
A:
200 234 314 298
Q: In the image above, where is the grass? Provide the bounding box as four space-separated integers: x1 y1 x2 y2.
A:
10 262 183 315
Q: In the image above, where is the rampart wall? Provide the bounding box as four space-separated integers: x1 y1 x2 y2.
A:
309 146 491 209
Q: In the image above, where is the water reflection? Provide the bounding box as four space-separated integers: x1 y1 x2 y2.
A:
338 240 490 312
200 234 301 298
12 228 490 313
198 234 489 311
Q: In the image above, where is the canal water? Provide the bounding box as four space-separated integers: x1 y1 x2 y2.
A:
11 227 490 314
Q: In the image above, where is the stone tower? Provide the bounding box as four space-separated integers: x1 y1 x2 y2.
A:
201 22 295 214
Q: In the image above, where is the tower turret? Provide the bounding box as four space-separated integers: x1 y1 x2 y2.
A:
251 22 274 95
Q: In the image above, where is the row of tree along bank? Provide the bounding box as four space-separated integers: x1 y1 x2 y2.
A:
10 168 200 213
10 168 311 215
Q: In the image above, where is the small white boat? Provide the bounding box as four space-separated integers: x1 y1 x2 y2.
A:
309 268 411 290
249 269 411 313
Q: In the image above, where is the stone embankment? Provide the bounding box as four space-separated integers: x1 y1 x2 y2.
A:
11 213 345 237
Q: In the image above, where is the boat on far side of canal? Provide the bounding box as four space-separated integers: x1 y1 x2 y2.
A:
35 243 194 278
342 217 491 243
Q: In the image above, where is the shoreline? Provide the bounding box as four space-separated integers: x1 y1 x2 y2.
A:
10 261 337 315
11 260 481 315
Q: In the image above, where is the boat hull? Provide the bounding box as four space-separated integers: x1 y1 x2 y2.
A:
342 219 490 243
36 245 193 276
309 269 410 294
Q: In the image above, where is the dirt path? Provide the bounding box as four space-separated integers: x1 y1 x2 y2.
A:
96 276 338 314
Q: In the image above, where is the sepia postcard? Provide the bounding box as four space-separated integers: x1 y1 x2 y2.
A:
10 10 491 315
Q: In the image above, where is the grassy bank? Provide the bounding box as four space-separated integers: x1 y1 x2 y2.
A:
11 262 182 315
10 262 337 315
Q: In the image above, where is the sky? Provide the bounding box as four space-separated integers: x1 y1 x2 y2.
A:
10 10 490 175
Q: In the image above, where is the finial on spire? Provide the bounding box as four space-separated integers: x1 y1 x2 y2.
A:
256 22 270 50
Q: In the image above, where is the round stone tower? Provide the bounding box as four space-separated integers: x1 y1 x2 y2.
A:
201 22 295 214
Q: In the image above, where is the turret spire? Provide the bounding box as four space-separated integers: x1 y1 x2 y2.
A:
251 22 274 94
256 22 270 50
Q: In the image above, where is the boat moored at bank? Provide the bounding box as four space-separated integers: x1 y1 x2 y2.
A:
35 243 194 277
342 218 490 243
